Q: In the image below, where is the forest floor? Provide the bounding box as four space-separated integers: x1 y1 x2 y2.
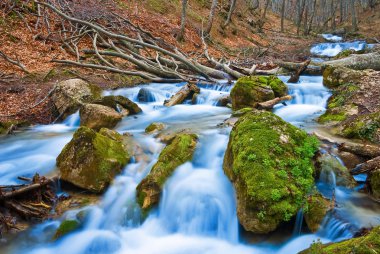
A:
0 0 379 124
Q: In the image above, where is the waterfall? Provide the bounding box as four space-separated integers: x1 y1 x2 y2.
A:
293 209 304 236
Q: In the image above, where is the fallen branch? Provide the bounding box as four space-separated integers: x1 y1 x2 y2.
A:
277 61 322 75
164 83 200 107
339 142 380 159
351 156 380 175
257 95 292 109
0 51 30 74
287 59 311 83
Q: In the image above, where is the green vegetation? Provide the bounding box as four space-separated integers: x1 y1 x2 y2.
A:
304 192 331 232
341 111 380 142
54 220 80 240
223 110 319 233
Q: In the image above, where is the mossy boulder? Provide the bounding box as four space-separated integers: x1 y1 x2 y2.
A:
315 153 357 188
223 110 319 234
53 220 80 240
368 169 380 200
300 226 380 254
94 95 142 115
0 120 29 135
230 76 288 110
340 111 380 143
57 127 129 193
52 79 102 120
322 66 362 88
80 104 122 131
304 193 332 232
145 122 166 134
136 133 198 213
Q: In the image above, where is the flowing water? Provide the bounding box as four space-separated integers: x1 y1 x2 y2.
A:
1 40 380 254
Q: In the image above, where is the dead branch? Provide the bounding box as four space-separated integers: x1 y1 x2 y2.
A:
287 59 311 83
351 156 380 175
257 95 292 109
0 51 30 74
164 83 200 107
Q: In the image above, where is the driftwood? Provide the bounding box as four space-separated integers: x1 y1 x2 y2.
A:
287 60 311 83
277 61 322 75
164 83 200 107
351 156 380 175
339 142 380 159
257 95 292 109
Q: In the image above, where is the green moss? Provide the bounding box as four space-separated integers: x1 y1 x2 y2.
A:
300 226 380 254
318 111 347 123
54 220 80 240
145 122 166 133
0 120 30 135
341 112 380 142
304 193 331 232
223 110 319 233
231 76 287 110
57 127 129 192
334 49 356 59
369 170 380 199
136 134 198 212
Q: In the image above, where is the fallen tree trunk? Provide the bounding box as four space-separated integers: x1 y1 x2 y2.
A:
277 61 322 75
164 83 200 107
322 52 380 71
287 60 311 83
351 156 380 175
339 142 380 159
257 95 292 109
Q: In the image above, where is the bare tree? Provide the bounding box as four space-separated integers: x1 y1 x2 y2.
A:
177 0 188 42
205 0 219 37
280 0 286 32
223 0 237 28
351 0 358 31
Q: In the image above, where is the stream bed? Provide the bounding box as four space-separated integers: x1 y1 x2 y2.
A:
0 39 379 254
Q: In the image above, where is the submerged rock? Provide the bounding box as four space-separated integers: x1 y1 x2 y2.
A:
80 104 122 131
52 79 102 119
215 95 231 107
136 133 197 213
300 226 380 254
137 87 156 102
57 127 129 192
145 122 166 134
230 76 287 110
223 110 319 234
95 95 142 115
304 193 332 232
54 220 80 240
315 153 357 188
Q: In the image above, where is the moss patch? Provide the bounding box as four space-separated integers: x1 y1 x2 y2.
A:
230 76 288 110
304 193 332 232
223 110 319 233
341 111 380 143
54 220 80 240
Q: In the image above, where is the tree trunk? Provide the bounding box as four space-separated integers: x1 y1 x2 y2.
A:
339 142 380 158
205 0 219 36
280 0 286 32
257 95 292 109
351 156 380 175
224 0 237 27
323 52 380 71
287 59 311 83
351 0 358 31
164 83 200 107
177 0 188 42
307 0 317 34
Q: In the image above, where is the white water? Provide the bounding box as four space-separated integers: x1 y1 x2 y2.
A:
1 43 380 254
321 34 343 42
310 40 370 57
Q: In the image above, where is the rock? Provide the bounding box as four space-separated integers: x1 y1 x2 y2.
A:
52 79 102 119
80 104 122 131
338 151 364 170
215 95 231 107
315 153 357 188
231 107 254 117
54 220 80 240
145 122 166 134
57 127 129 192
95 95 142 115
223 110 319 234
340 111 380 143
137 87 156 102
0 120 29 136
136 134 198 213
322 66 362 88
230 76 288 110
368 169 380 200
299 226 380 254
304 193 332 232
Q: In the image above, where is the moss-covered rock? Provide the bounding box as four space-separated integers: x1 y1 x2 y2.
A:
322 66 362 88
145 122 166 134
136 133 198 213
80 104 122 131
223 110 319 234
315 153 357 188
304 193 332 232
300 226 380 254
94 95 142 115
0 120 29 135
52 79 102 120
57 127 129 193
53 220 80 240
230 76 288 110
368 169 380 200
340 111 380 143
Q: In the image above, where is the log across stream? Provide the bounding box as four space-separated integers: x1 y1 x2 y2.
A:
0 40 380 254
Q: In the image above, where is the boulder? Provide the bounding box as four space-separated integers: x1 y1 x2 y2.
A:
137 87 156 102
145 122 166 134
215 95 231 107
136 134 197 213
368 169 380 200
0 120 29 136
315 152 357 188
304 193 332 232
57 127 129 193
230 76 287 110
299 226 380 254
80 104 122 131
340 111 380 143
94 95 142 115
322 66 362 88
54 220 80 240
52 79 102 119
223 110 319 234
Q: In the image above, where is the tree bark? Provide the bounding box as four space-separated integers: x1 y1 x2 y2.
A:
205 0 219 36
350 0 358 31
177 0 188 42
280 0 286 32
351 156 380 175
322 52 380 71
224 0 237 27
164 83 200 107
